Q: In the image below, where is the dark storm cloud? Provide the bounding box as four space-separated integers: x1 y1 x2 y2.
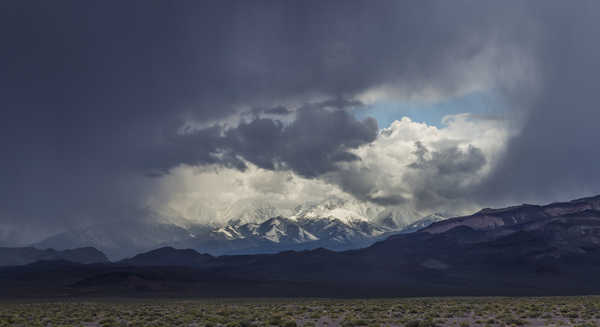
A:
408 141 487 176
325 140 488 209
407 142 487 211
152 105 378 178
367 195 408 207
1 0 599 243
475 1 600 207
258 106 377 177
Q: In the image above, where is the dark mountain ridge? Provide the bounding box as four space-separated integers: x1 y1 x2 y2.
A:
1 194 600 297
0 246 109 267
118 247 213 267
422 194 600 234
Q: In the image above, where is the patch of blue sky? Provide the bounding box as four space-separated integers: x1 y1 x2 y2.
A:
355 90 507 129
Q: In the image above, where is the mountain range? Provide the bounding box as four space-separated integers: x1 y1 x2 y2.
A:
2 194 600 297
32 198 445 259
0 247 108 267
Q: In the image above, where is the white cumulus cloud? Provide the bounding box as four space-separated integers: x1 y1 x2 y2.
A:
145 113 513 226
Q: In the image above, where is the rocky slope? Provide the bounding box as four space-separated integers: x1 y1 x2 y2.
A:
422 194 600 234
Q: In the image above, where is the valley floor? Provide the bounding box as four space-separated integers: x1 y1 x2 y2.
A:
1 296 599 327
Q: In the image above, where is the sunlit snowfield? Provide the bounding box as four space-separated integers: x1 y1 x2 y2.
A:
1 297 600 327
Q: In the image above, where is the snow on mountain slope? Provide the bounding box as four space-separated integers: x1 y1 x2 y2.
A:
291 197 383 223
216 217 319 244
297 217 391 242
207 196 395 245
257 217 319 243
217 213 395 242
33 197 446 259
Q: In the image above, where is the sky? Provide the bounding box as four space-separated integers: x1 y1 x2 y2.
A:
1 1 600 245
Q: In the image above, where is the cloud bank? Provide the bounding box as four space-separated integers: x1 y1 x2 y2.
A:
149 113 511 226
1 0 599 243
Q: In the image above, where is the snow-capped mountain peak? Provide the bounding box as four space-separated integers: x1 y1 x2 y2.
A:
32 198 447 259
217 224 247 240
213 217 320 244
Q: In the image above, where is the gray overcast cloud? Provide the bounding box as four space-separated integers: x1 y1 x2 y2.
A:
1 1 599 243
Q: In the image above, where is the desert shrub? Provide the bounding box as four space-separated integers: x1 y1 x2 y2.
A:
405 319 437 327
